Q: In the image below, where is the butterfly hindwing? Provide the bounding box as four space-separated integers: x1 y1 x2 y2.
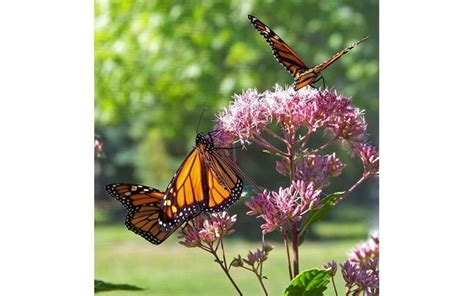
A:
105 183 180 245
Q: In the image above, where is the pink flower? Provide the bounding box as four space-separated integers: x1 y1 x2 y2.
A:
324 261 337 277
295 153 346 189
353 143 379 175
340 233 379 295
209 211 237 236
179 212 237 248
246 181 321 234
179 216 206 248
216 88 270 144
216 85 369 146
348 232 379 265
233 242 274 267
209 130 237 148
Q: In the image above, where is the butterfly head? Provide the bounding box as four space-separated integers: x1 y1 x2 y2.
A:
196 133 214 152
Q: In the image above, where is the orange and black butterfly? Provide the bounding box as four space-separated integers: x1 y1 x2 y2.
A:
105 131 244 244
248 15 368 91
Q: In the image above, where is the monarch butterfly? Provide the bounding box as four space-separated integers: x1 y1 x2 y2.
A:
248 15 368 91
105 131 244 244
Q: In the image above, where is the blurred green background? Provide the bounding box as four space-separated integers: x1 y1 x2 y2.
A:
95 0 378 295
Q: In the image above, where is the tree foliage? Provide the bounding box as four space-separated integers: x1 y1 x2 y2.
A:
95 0 379 224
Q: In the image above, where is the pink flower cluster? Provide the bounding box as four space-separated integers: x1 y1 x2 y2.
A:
232 242 274 267
216 88 269 144
340 233 379 295
179 212 237 248
295 153 346 189
246 180 321 234
348 232 379 265
352 142 379 175
216 85 368 145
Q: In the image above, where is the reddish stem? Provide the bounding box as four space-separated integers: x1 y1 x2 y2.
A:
337 173 371 204
282 232 294 279
291 224 300 276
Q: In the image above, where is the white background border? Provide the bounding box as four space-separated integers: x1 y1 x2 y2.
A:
0 0 473 295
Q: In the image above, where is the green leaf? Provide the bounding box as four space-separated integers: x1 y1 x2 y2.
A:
94 280 144 293
300 192 344 238
284 268 331 296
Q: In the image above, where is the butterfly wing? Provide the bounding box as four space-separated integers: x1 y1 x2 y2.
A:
159 148 207 230
105 183 181 245
294 36 368 90
203 150 244 212
248 15 309 79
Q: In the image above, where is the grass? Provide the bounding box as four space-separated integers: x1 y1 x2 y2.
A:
95 225 363 296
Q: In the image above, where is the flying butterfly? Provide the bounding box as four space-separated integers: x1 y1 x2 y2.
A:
248 15 368 91
105 131 245 244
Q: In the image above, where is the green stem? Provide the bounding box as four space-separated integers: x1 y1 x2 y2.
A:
254 263 269 296
331 276 339 296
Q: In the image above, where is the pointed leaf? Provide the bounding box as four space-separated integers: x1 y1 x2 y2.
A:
284 268 331 296
300 192 344 238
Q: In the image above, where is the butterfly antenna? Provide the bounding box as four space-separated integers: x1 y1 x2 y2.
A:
196 108 208 134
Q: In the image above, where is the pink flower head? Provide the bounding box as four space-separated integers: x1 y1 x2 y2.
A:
179 212 237 248
295 153 346 189
348 232 379 265
353 142 379 175
340 232 379 295
242 242 274 266
209 129 237 148
263 85 318 133
179 215 206 248
209 211 237 236
246 181 321 234
324 260 338 277
216 88 270 144
216 85 369 146
323 108 368 142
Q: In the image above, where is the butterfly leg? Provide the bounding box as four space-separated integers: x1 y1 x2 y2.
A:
312 75 326 89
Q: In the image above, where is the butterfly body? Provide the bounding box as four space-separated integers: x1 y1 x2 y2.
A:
106 131 244 245
248 15 367 91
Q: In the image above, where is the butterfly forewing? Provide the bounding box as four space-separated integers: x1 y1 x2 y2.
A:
159 148 206 230
248 15 308 79
202 150 244 212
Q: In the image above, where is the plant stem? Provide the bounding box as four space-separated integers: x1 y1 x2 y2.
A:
220 238 227 268
337 173 370 204
282 232 293 279
211 251 243 296
286 137 300 277
253 135 288 158
331 276 339 296
254 264 269 296
291 224 300 276
312 135 339 154
265 127 288 145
